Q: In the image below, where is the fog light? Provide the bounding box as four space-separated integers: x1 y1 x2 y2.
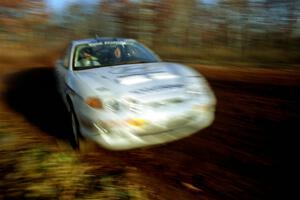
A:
126 118 145 127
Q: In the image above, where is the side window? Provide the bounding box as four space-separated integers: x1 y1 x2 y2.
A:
63 45 72 68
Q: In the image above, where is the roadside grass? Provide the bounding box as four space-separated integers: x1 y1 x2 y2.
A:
0 129 151 199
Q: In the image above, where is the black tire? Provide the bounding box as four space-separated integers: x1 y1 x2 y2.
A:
70 108 80 150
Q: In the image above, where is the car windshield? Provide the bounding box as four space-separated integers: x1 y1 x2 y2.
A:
73 41 161 70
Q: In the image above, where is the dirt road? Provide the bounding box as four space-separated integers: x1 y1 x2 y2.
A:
0 64 298 199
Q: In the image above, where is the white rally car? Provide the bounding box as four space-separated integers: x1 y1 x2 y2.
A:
55 38 216 150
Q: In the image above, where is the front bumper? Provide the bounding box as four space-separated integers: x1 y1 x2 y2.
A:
80 106 215 150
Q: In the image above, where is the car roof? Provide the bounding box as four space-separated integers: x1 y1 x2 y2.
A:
72 37 136 46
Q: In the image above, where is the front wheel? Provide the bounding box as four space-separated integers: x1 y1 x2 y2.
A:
70 109 80 149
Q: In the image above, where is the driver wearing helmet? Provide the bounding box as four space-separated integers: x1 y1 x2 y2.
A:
76 47 100 67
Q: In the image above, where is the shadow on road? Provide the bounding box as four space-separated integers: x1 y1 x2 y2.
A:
3 67 75 146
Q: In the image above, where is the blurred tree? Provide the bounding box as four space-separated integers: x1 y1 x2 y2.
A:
94 0 135 38
0 0 24 8
0 0 49 43
0 0 299 66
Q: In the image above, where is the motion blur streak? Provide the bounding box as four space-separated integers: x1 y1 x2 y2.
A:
0 0 299 199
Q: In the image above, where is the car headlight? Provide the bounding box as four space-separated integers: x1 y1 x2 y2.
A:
186 78 208 96
105 97 142 113
85 97 103 109
105 99 121 112
121 96 143 113
186 77 217 106
186 84 203 95
94 88 121 112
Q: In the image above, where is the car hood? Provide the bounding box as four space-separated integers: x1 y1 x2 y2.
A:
74 62 197 100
